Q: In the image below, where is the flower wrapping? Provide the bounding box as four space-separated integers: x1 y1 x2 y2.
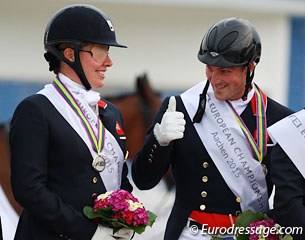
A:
83 189 157 234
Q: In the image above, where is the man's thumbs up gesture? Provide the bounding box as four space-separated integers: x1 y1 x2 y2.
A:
153 96 186 146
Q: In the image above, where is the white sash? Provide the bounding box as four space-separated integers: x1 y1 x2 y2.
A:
37 83 123 191
181 81 269 212
0 184 18 240
268 109 305 179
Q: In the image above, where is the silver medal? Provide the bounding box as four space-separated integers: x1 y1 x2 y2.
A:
92 155 105 172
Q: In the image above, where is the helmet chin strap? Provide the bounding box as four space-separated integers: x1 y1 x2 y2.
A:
193 80 210 123
70 43 92 90
241 65 256 101
49 42 92 90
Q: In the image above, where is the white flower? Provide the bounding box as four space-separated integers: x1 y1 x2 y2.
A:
126 200 143 211
257 225 266 239
97 191 113 200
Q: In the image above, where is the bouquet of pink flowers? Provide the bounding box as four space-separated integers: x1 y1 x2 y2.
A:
235 210 292 240
83 189 157 234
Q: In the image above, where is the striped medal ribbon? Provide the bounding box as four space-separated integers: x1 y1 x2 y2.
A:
226 84 267 170
53 78 106 172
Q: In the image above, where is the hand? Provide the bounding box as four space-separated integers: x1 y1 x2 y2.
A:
153 96 186 146
112 228 134 239
91 225 115 240
91 225 134 240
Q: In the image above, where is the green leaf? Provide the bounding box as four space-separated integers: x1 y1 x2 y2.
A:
83 206 100 219
147 211 157 227
83 206 158 235
236 210 269 228
235 210 270 240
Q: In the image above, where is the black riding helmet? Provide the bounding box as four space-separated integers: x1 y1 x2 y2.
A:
44 4 126 90
198 17 261 67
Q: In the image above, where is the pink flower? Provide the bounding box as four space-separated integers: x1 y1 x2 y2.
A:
249 219 280 240
84 189 157 234
93 189 150 227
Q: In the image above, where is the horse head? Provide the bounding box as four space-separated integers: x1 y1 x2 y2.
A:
135 73 162 128
105 73 162 160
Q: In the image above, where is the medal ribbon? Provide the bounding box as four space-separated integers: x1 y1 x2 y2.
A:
52 78 105 153
226 84 267 162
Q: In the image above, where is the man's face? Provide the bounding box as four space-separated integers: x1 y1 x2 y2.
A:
206 65 248 101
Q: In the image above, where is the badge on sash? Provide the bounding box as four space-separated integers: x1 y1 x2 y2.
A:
92 155 105 172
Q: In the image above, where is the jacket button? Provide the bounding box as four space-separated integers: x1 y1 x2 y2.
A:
92 193 97 198
200 204 206 211
152 144 157 149
201 191 207 198
202 162 209 168
148 158 153 163
236 197 242 203
202 176 208 182
92 177 98 183
235 210 241 216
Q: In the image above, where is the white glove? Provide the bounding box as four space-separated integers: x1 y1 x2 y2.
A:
91 225 134 240
113 228 134 239
153 96 186 146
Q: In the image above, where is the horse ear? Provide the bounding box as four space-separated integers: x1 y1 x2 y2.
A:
136 73 160 103
136 73 148 93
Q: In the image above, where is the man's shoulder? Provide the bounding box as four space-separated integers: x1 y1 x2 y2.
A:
266 97 295 123
267 97 294 113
